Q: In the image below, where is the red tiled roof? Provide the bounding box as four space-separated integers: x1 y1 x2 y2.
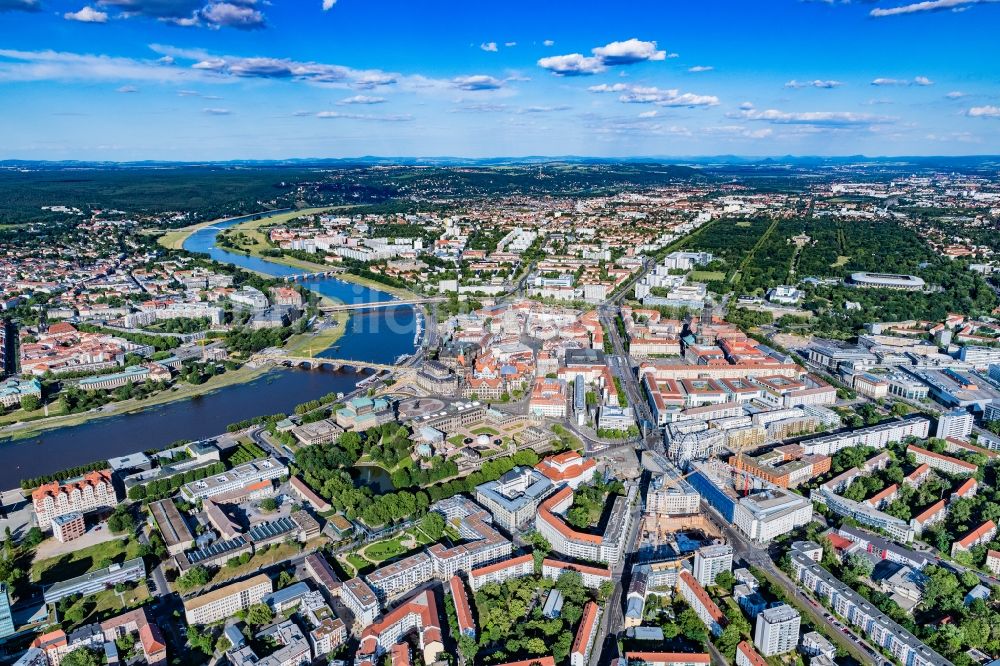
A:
449 576 475 636
572 601 600 658
543 558 612 579
490 659 556 666
913 500 946 525
736 642 768 666
470 554 534 578
679 571 726 625
958 520 996 548
538 486 602 544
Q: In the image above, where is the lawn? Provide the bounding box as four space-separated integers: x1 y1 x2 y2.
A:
831 255 851 267
361 536 409 562
345 553 369 576
689 270 726 281
471 426 500 436
59 582 150 628
32 537 142 585
209 540 308 586
448 434 466 446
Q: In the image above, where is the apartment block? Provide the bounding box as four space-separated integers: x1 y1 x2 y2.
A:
32 469 116 530
183 574 272 625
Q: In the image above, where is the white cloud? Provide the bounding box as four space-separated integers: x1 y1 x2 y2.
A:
504 41 517 47
451 74 504 90
871 0 998 17
946 91 967 98
537 53 605 76
688 65 713 73
588 82 719 107
116 85 137 92
65 6 109 22
312 110 413 121
539 38 667 76
732 107 895 126
785 79 843 89
203 107 231 114
968 105 1000 117
871 76 934 86
0 48 212 84
542 39 554 46
591 38 666 64
638 110 658 118
322 0 335 9
666 52 679 58
338 94 385 105
480 42 498 52
97 0 266 30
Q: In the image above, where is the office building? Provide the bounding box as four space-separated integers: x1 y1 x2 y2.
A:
43 558 146 605
51 512 85 543
180 457 287 501
754 604 800 656
733 489 813 544
183 574 272 625
693 544 733 588
475 467 553 531
32 469 116 530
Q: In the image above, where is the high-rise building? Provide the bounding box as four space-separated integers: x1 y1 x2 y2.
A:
32 470 116 530
936 409 973 441
693 544 733 588
753 604 800 656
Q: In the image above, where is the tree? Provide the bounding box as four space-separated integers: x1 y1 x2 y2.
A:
420 511 445 541
259 497 278 512
246 602 274 626
713 570 736 593
177 565 211 591
19 395 40 412
107 506 135 535
60 648 101 666
23 526 44 548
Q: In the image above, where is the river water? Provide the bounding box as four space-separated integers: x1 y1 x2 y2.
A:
0 211 416 488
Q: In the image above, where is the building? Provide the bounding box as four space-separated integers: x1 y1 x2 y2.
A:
32 469 116 530
733 488 813 544
43 557 146 605
365 552 434 603
475 466 553 532
289 476 331 513
341 577 380 630
624 654 711 666
100 607 167 666
754 604 801 656
542 589 564 619
290 418 343 446
449 576 475 639
335 396 394 431
854 373 889 399
676 570 726 637
0 582 14 641
469 554 535 592
908 444 977 477
180 457 287 501
542 559 613 590
693 544 733 588
790 541 952 666
800 631 836 661
535 451 597 489
183 574 272 625
936 409 974 440
646 467 700 516
355 588 443 666
535 484 636 565
51 512 86 543
736 642 768 666
795 416 930 456
0 376 41 408
987 550 1000 576
953 521 997 557
836 525 928 570
571 602 602 666
528 378 568 418
148 499 194 556
849 272 926 291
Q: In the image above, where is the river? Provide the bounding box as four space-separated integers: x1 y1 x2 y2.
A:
0 211 416 488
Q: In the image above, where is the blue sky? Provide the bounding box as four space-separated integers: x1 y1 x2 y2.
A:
0 0 998 160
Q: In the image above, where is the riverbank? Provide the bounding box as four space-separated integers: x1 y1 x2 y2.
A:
0 364 271 441
217 210 422 300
